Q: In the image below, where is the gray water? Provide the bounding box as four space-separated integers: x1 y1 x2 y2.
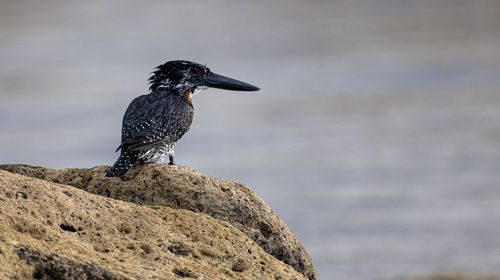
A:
1 1 500 279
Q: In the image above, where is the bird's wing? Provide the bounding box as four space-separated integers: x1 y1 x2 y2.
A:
118 94 192 152
119 95 173 151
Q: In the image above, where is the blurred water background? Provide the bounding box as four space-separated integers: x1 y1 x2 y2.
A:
1 1 500 279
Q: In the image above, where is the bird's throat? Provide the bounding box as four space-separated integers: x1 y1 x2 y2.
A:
184 91 193 104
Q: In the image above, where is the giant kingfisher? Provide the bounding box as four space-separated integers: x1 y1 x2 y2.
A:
106 60 259 177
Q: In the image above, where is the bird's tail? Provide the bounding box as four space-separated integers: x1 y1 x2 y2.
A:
105 150 140 177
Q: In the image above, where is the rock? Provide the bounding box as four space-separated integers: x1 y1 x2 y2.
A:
0 169 307 280
0 164 316 280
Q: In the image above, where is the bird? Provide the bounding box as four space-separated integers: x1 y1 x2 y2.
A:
105 60 260 177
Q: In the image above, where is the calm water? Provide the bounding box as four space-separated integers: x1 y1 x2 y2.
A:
1 1 500 279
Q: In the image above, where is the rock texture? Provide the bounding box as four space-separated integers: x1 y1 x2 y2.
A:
0 164 315 280
0 169 307 280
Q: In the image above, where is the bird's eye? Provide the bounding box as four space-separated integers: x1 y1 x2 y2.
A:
191 67 203 75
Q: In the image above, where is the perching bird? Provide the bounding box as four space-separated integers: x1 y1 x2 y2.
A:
105 60 259 177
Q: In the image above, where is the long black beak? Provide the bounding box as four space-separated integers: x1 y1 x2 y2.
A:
203 72 260 91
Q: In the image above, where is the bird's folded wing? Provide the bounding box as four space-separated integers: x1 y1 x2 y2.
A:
119 117 173 151
118 95 178 151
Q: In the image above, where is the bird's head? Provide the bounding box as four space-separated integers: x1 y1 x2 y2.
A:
148 60 259 96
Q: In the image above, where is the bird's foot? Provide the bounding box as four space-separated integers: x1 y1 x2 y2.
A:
168 154 175 165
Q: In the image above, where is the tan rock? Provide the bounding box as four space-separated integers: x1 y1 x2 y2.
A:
0 169 307 280
0 164 316 280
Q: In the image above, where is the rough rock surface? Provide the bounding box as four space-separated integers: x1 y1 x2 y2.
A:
0 164 315 280
0 169 307 280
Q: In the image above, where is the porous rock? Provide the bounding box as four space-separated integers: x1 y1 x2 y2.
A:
0 164 316 280
0 169 306 280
